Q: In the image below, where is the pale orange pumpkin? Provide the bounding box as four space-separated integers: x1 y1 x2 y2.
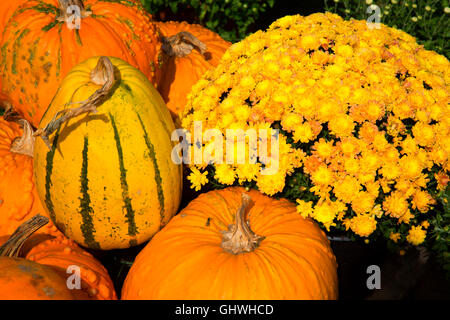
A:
121 187 339 300
156 21 231 124
0 215 117 300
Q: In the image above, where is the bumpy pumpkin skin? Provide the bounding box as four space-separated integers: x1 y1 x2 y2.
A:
0 257 77 300
156 21 231 121
24 236 117 300
0 234 118 300
121 187 339 300
34 56 183 250
0 1 24 42
0 0 163 127
0 119 61 237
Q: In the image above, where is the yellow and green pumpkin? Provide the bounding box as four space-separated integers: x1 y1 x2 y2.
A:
33 56 182 250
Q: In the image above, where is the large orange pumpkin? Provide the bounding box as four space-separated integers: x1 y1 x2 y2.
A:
156 21 231 124
0 215 117 300
0 0 163 127
121 187 339 300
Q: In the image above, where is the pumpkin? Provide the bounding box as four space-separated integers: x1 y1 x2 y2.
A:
121 187 339 300
156 21 231 124
0 215 117 299
0 116 62 237
33 56 183 250
0 1 25 42
0 0 163 127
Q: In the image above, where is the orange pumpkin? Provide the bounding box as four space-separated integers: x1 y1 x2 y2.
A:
0 116 62 237
156 21 231 124
0 215 117 300
0 1 25 42
0 0 163 127
121 187 339 300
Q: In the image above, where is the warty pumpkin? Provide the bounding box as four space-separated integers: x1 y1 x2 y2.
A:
0 215 117 300
121 187 339 300
0 116 62 237
0 1 25 42
33 56 183 250
0 0 164 127
156 21 231 124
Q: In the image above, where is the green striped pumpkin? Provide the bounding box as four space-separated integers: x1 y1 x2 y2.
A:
33 56 182 250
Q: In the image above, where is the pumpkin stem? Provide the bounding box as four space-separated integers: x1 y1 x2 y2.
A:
10 119 36 157
3 104 36 157
0 215 49 258
57 0 91 23
221 193 265 255
161 31 207 58
34 56 116 150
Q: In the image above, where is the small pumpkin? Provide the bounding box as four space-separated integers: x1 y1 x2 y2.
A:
33 56 182 250
0 0 164 127
0 215 116 300
121 187 339 300
0 116 62 237
156 21 231 124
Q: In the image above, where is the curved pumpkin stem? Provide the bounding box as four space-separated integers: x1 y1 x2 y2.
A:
221 193 265 255
34 56 116 150
57 0 92 23
161 31 207 58
0 215 49 258
3 104 36 157
10 119 36 157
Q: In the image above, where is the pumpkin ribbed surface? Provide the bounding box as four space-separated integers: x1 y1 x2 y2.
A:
156 21 231 121
0 0 163 127
121 187 338 300
33 56 182 250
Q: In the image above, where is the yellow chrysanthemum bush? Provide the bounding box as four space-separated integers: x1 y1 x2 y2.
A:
180 13 449 251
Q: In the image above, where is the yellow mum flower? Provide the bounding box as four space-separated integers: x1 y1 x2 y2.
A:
344 214 377 237
406 226 427 245
293 122 314 143
312 139 335 160
187 168 209 191
296 199 314 219
311 164 333 186
411 190 435 213
328 114 355 138
389 232 401 242
256 171 286 196
312 200 337 231
214 164 236 185
383 191 410 219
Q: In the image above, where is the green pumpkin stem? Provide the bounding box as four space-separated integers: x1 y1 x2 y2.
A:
0 215 49 258
34 56 116 150
221 193 265 255
56 0 92 23
161 31 207 58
